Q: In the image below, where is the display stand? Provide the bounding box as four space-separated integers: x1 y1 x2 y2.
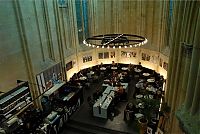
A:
0 82 32 133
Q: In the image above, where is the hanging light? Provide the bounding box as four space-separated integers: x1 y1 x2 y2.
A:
83 34 148 49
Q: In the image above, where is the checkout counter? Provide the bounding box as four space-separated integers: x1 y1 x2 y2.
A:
93 83 128 119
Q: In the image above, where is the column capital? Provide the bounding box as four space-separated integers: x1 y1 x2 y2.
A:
181 43 193 57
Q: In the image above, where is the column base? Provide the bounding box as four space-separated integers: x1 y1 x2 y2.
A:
176 105 199 134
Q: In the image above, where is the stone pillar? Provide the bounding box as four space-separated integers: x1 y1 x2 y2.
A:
13 0 41 108
165 1 180 105
169 2 200 134
167 1 184 106
170 43 183 109
184 7 200 111
170 10 191 109
166 1 199 133
168 2 190 132
177 1 197 106
189 7 200 115
179 44 192 105
177 0 193 106
190 59 200 115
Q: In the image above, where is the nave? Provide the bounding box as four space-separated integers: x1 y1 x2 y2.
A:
61 63 164 134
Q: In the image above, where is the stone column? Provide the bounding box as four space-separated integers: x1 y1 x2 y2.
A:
189 7 200 115
179 44 192 105
177 1 196 106
167 1 184 106
184 7 200 111
170 44 183 108
170 0 190 108
168 2 190 132
190 59 200 115
13 0 41 108
177 1 193 106
165 1 180 104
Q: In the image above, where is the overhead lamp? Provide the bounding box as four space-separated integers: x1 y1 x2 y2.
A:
83 34 148 49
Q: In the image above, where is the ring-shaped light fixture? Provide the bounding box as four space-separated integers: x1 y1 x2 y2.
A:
83 34 148 49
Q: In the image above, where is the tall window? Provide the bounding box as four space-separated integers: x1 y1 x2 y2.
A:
168 0 173 29
75 0 89 44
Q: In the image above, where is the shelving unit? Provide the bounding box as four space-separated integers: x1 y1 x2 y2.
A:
0 82 32 123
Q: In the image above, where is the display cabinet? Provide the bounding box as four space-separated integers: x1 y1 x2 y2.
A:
0 82 32 123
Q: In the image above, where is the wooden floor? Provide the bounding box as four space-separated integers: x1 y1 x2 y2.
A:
61 76 140 134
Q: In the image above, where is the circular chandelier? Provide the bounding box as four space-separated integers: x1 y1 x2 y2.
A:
83 34 148 49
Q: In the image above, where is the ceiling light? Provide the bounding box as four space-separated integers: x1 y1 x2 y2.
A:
83 34 147 49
